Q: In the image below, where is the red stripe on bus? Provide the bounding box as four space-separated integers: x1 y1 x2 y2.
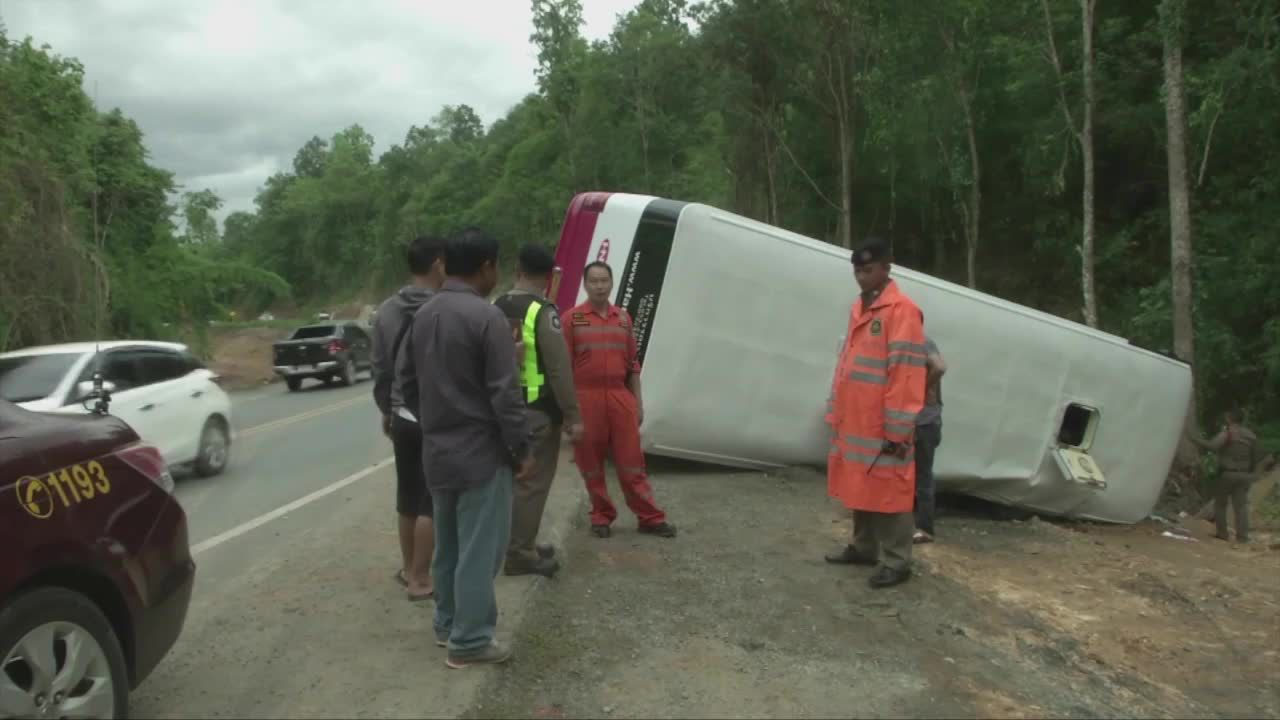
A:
553 191 611 309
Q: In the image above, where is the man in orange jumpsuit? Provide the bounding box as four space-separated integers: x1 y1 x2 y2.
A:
823 237 927 589
562 261 677 539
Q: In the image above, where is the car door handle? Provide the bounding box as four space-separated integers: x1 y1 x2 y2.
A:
191 390 204 398
139 403 156 412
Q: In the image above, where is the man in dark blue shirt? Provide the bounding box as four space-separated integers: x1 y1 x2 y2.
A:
411 226 533 668
913 336 946 543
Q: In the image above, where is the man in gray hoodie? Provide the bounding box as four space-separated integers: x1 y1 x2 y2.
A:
371 235 446 601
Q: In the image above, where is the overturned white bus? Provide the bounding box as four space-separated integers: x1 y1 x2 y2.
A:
549 192 1191 524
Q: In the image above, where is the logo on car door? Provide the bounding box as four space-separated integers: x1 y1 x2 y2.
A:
16 475 55 519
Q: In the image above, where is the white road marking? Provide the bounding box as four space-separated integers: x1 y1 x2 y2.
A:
190 456 394 556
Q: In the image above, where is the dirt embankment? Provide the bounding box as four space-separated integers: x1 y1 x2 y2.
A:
207 327 290 390
204 303 378 391
468 463 1279 720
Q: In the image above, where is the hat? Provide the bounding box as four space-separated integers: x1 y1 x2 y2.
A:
851 237 892 266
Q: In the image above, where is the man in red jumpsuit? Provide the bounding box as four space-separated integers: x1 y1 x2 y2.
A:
561 261 677 539
823 237 927 589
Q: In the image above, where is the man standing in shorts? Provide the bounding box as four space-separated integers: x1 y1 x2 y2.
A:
371 235 445 602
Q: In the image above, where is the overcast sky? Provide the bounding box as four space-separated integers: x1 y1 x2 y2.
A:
1 0 635 225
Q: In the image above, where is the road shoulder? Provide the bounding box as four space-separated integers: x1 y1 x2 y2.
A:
466 465 1279 720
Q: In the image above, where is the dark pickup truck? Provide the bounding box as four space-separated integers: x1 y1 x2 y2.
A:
271 321 373 391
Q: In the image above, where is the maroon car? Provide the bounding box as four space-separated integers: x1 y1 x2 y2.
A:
0 399 195 718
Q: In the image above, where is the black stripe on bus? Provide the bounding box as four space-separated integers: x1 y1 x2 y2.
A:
616 198 688 367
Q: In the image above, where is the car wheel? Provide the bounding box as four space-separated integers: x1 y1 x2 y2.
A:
339 359 355 387
285 377 301 392
195 417 230 477
0 587 129 720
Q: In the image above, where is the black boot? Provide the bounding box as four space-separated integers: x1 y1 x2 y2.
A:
868 566 912 588
505 556 561 578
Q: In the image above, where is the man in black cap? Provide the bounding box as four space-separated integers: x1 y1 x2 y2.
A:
824 236 927 588
493 244 585 577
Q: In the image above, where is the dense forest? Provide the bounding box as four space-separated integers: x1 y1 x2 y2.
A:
1 0 1276 452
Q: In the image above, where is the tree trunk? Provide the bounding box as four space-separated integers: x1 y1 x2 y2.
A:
1081 0 1099 328
1164 0 1195 384
1041 0 1099 327
888 159 897 231
1162 0 1202 493
764 130 780 225
937 24 983 288
931 230 945 275
961 88 981 291
831 47 855 249
838 123 853 248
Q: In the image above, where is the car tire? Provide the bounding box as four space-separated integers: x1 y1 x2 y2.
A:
194 417 230 477
285 377 301 392
0 587 130 720
339 359 355 387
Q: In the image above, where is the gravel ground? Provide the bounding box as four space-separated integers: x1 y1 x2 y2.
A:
465 462 1280 720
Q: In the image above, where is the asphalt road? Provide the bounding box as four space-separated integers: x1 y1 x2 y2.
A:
173 378 389 547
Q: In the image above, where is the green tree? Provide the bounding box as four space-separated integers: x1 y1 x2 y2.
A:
181 188 223 245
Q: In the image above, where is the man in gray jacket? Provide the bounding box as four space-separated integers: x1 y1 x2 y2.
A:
371 235 445 602
412 227 532 668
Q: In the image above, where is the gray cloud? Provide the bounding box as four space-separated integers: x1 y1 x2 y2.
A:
3 0 634 225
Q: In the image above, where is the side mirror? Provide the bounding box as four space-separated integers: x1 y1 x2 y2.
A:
76 379 117 400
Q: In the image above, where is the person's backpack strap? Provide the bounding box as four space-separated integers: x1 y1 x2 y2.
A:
391 302 416 363
392 302 421 414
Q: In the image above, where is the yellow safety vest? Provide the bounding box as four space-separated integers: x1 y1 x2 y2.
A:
521 300 546 403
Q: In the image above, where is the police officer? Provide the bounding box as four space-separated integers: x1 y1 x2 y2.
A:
824 237 927 589
493 244 585 577
1189 408 1264 543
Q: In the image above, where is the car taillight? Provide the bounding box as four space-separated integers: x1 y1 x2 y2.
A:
327 340 346 354
116 442 175 495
